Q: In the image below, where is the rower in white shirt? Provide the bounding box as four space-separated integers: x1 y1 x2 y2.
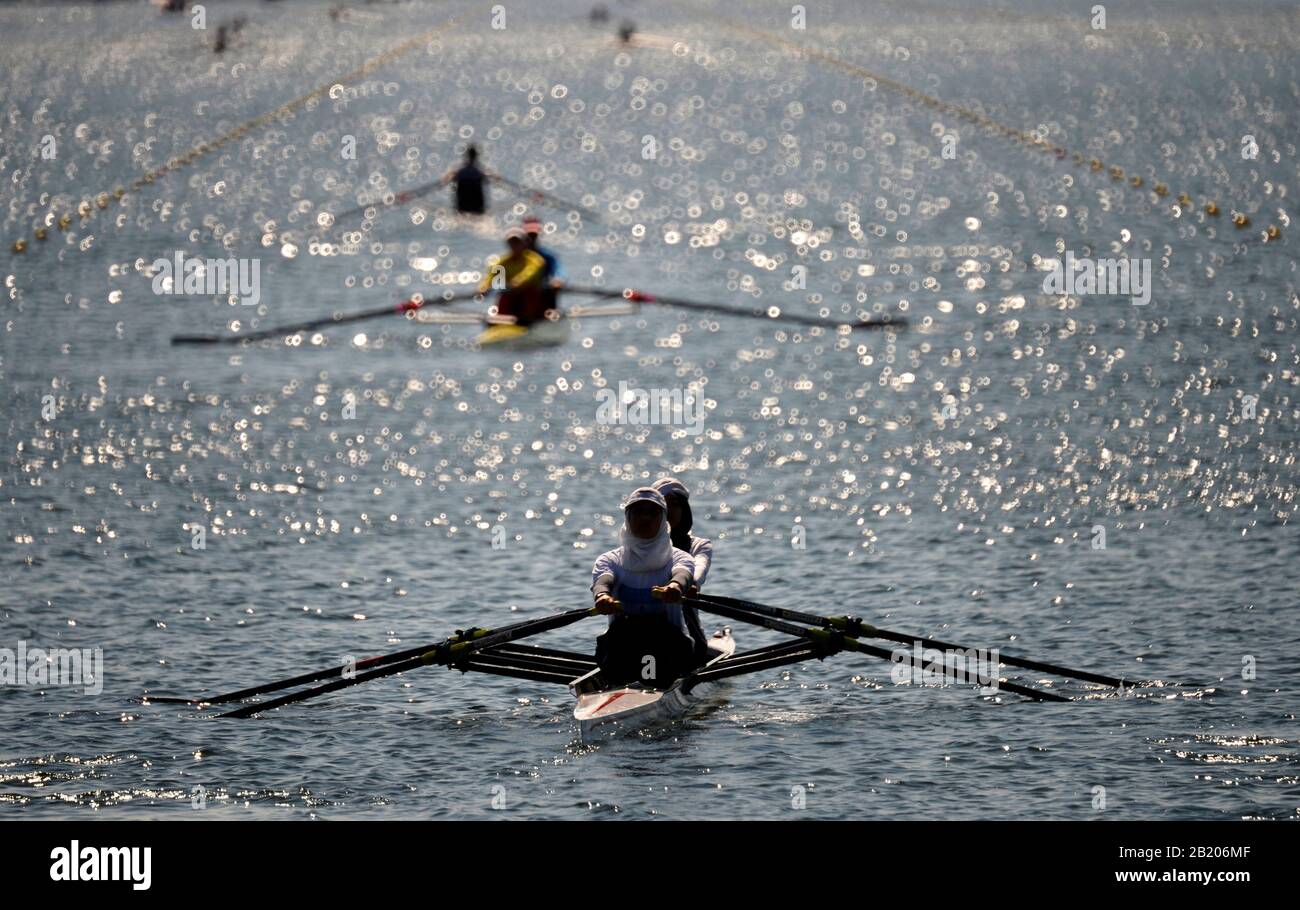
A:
590 487 696 686
652 476 714 662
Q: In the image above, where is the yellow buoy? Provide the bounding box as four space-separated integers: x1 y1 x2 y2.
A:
1177 193 1192 207
1232 212 1248 227
58 214 72 230
12 239 27 254
1154 183 1168 197
1130 175 1143 188
1089 158 1103 171
1266 225 1281 240
1205 202 1220 216
1109 166 1124 180
113 187 126 199
96 193 109 209
34 227 47 240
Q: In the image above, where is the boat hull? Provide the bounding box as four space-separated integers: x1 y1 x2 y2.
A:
474 318 571 350
572 629 735 738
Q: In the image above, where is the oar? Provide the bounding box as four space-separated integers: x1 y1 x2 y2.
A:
685 597 1070 703
329 178 445 224
146 636 475 707
219 606 598 718
330 173 602 225
170 292 480 345
564 285 907 331
695 593 1124 688
148 607 595 706
490 175 604 223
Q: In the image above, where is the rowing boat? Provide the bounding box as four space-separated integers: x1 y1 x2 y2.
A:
169 284 905 347
413 301 639 350
571 628 736 738
161 593 1114 727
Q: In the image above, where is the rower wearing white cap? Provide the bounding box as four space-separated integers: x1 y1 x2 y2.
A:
652 476 713 661
478 226 546 325
522 214 564 317
590 487 697 686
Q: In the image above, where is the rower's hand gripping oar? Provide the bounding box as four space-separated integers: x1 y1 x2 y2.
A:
593 594 622 615
694 593 1125 689
170 291 481 345
684 596 1071 703
564 285 907 332
217 606 599 718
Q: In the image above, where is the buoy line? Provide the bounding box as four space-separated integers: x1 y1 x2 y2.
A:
689 10 1284 250
9 8 466 256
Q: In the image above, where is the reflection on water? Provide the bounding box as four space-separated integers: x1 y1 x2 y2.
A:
0 0 1296 819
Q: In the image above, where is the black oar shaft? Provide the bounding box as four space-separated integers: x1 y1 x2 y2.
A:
332 178 443 223
220 654 424 718
150 642 442 706
167 607 592 708
686 598 1069 704
697 594 876 637
564 285 905 331
219 607 596 718
698 593 1122 688
454 661 578 686
685 645 830 690
491 175 602 222
171 299 418 345
170 292 480 346
335 175 600 224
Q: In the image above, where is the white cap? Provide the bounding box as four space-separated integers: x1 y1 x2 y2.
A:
621 487 667 511
652 477 689 500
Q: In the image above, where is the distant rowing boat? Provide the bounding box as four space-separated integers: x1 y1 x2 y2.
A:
326 175 601 227
414 301 639 351
171 286 903 347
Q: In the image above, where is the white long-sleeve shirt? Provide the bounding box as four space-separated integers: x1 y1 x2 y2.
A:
684 536 712 587
591 546 695 637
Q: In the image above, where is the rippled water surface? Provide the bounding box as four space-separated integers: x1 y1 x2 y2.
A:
1 0 1297 820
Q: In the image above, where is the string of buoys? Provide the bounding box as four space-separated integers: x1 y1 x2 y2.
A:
696 11 1283 247
9 10 465 255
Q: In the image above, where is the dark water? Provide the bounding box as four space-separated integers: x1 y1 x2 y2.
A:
1 0 1296 819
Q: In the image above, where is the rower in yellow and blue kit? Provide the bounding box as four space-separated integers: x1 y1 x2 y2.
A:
479 227 546 325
